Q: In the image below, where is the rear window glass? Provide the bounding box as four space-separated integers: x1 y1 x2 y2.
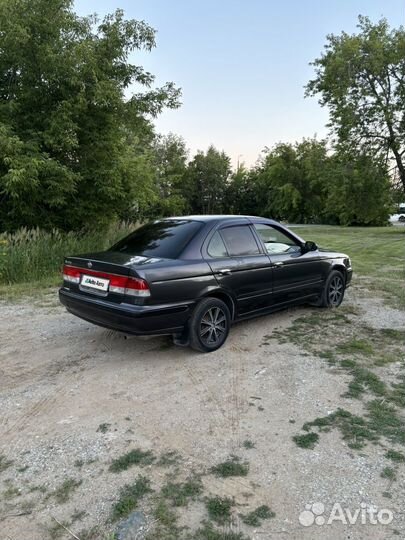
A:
220 226 260 256
110 220 203 258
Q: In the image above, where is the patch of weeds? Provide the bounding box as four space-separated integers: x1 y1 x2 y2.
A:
48 519 72 540
289 419 296 424
342 364 387 399
71 509 87 522
157 450 182 467
109 448 155 473
242 439 255 450
381 467 396 481
161 475 203 507
336 339 374 356
53 478 82 504
211 456 249 477
379 328 405 341
0 454 13 472
296 399 405 450
97 423 111 434
205 496 234 525
385 449 405 463
194 521 249 540
3 485 21 499
111 475 152 521
17 465 29 473
319 349 337 364
382 491 392 499
149 498 185 539
29 484 47 494
240 504 275 526
390 374 405 408
366 399 405 446
293 432 319 449
74 459 84 468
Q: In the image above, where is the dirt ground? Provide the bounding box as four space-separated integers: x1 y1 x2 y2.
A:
1 285 404 540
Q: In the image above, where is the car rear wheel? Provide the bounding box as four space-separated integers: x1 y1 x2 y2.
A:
320 270 345 308
189 297 231 353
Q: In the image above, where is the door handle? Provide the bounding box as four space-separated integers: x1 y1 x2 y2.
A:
272 262 284 268
217 268 232 276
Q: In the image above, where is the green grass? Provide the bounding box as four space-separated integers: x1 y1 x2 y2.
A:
293 432 319 449
111 475 152 521
161 476 203 507
210 456 249 477
240 505 275 526
97 423 111 434
242 439 255 450
294 225 405 308
205 496 234 525
381 467 397 480
193 522 249 540
109 448 156 473
0 454 13 472
0 222 135 287
385 449 405 463
52 478 82 504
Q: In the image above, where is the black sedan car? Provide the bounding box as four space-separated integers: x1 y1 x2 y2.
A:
59 216 352 352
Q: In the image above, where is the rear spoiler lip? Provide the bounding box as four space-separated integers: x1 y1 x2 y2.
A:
64 257 139 278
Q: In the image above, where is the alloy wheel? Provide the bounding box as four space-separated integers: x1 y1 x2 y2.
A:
199 306 227 345
328 275 343 306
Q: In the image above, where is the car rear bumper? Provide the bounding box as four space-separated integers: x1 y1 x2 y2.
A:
59 288 192 335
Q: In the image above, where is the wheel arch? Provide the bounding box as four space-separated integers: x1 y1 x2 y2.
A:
199 288 236 320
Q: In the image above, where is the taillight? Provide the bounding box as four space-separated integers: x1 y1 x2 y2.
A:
109 275 150 297
62 265 150 297
63 265 81 284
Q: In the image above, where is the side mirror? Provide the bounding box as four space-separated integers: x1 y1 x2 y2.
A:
302 240 318 253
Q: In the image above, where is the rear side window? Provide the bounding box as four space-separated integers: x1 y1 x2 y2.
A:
208 231 228 258
220 226 260 256
111 220 203 259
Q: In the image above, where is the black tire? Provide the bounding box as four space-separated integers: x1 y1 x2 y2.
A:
189 297 231 353
319 270 345 308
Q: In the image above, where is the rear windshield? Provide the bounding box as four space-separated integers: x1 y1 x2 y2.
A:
110 220 203 258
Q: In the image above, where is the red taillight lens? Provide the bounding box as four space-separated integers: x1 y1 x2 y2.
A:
62 265 150 297
63 265 81 284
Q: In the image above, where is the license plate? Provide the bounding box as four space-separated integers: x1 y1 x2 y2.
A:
81 274 110 292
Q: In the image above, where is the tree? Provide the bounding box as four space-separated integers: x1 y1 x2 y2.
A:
306 16 405 195
183 146 231 214
325 151 391 226
149 133 188 217
0 0 180 231
253 139 330 223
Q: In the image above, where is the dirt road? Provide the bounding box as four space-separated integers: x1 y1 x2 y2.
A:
0 286 404 539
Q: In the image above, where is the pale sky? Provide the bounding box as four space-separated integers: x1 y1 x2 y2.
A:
74 0 404 167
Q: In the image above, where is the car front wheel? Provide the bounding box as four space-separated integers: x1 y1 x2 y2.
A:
189 297 231 353
320 270 345 308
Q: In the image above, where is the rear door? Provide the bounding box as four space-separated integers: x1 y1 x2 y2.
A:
253 223 323 304
204 223 273 316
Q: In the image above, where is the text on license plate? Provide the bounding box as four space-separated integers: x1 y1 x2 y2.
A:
81 274 110 292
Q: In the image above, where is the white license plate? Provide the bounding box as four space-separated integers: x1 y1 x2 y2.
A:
81 274 110 292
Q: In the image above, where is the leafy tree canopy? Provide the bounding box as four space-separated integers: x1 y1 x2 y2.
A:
306 16 405 195
0 0 180 231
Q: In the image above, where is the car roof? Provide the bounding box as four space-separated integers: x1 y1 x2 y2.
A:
162 214 264 223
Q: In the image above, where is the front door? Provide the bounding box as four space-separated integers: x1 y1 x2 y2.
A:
253 223 323 305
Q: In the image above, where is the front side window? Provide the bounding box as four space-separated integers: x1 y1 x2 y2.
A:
254 224 300 255
220 226 260 257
